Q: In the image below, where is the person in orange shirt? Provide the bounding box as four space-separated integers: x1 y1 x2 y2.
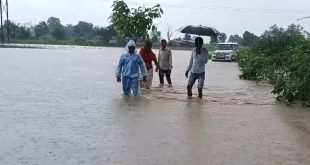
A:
139 40 160 89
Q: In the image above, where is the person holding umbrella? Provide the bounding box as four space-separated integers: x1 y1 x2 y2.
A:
185 37 208 98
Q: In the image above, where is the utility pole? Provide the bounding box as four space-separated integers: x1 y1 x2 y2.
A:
0 0 9 43
0 0 4 43
5 0 9 43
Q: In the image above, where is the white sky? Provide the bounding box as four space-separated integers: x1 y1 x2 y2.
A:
6 0 310 39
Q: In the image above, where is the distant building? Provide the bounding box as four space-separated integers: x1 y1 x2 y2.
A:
169 39 194 47
108 36 117 44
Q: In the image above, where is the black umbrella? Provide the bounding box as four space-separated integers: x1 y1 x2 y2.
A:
179 25 221 37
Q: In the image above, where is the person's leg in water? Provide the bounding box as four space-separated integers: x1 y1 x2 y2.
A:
122 77 131 96
187 84 193 97
197 72 205 98
145 69 153 89
140 78 145 89
131 77 141 96
187 73 197 98
165 69 172 86
159 70 164 86
198 88 203 98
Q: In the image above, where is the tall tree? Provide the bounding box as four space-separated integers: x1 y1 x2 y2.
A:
242 31 259 46
94 25 117 43
18 25 31 39
34 21 49 38
47 17 61 30
51 27 65 40
210 36 218 44
47 17 65 40
73 21 94 39
166 23 174 42
109 0 163 41
228 35 243 44
64 24 74 39
219 32 227 43
3 20 31 40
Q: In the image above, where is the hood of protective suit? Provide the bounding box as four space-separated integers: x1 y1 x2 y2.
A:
125 40 136 53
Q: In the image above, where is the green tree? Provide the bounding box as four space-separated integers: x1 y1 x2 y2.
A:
4 20 31 40
51 26 65 40
34 21 49 39
219 32 227 43
3 20 18 40
47 17 66 40
18 26 32 39
242 31 259 46
64 24 74 39
210 36 218 44
109 0 163 41
47 17 61 30
228 35 243 44
94 25 117 43
73 21 94 39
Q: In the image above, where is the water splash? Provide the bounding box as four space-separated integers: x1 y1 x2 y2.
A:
142 85 277 105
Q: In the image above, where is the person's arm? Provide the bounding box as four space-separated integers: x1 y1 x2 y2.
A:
138 55 147 78
169 50 173 69
116 54 124 82
158 50 161 65
185 53 193 78
153 53 160 71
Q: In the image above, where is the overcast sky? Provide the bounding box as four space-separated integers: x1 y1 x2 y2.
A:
6 0 310 39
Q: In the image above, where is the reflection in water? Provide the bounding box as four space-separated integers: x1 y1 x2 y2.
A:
118 95 148 109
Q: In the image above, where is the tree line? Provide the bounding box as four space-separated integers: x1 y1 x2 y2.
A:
0 0 163 45
0 17 117 44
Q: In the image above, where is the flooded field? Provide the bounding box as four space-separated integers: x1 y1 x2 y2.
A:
0 45 310 165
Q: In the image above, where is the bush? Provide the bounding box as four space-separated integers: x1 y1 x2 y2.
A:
273 40 310 104
236 24 310 105
236 48 267 80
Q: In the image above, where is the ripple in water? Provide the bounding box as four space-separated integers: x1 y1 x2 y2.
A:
142 85 277 105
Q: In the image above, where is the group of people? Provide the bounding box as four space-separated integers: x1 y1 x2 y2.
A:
116 37 208 98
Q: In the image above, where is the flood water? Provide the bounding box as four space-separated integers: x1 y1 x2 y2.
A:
0 45 310 165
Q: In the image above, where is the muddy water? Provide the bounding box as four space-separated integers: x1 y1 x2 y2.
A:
0 46 310 165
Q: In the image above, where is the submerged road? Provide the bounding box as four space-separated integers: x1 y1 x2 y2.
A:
0 46 309 165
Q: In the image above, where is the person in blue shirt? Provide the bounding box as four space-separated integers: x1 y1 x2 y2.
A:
185 37 209 98
116 40 147 96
